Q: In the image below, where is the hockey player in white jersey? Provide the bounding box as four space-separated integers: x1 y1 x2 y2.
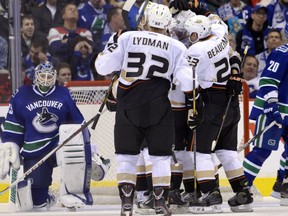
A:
184 6 253 213
0 61 109 211
95 3 198 216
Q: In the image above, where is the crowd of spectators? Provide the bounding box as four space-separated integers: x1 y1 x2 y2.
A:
0 0 288 103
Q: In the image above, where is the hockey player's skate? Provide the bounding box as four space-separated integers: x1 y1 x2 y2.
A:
182 191 201 205
119 184 135 216
271 171 282 199
228 181 253 212
280 178 288 206
33 194 57 211
189 188 223 214
135 191 155 215
168 189 189 214
153 187 171 216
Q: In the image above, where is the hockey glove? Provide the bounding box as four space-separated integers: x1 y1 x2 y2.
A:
0 142 20 180
188 0 211 16
187 96 204 130
169 0 189 11
105 92 117 112
226 74 243 96
263 99 283 126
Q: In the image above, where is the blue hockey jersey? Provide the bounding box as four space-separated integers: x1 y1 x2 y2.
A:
250 44 288 120
2 85 85 158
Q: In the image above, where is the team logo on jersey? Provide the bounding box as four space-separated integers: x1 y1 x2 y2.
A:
32 107 59 133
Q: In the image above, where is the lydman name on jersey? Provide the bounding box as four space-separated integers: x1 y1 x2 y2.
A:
132 37 169 50
207 37 228 59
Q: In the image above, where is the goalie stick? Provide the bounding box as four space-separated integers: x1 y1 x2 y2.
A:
217 120 277 170
0 75 119 196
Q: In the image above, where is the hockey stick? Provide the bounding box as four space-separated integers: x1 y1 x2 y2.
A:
211 95 232 151
8 168 18 210
191 66 198 202
122 0 136 30
211 45 249 151
217 120 277 169
171 145 179 167
91 74 118 129
0 75 118 196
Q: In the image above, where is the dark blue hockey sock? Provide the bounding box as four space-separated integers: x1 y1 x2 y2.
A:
243 147 271 186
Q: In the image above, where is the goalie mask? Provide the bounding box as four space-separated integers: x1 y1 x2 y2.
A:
184 15 211 43
147 4 172 30
34 61 57 94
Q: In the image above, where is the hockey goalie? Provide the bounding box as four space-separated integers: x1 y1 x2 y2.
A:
0 61 110 212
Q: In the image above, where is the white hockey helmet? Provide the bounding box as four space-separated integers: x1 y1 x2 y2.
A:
173 10 196 32
184 15 211 42
137 1 157 30
34 61 57 93
147 4 172 29
91 153 111 181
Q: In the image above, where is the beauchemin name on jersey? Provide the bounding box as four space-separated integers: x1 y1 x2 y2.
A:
2 85 85 158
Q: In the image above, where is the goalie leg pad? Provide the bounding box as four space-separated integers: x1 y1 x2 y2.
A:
57 124 93 207
16 179 33 212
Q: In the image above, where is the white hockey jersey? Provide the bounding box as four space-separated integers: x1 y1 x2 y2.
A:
185 18 231 89
95 30 197 93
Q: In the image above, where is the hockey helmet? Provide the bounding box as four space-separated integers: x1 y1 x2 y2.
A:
34 61 57 93
184 15 211 43
147 4 172 29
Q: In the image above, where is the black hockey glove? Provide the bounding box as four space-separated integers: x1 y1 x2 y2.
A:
187 95 204 130
189 0 211 16
105 93 117 112
226 74 243 96
169 0 189 11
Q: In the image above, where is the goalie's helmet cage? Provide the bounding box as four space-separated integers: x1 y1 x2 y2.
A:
184 15 211 41
34 61 57 93
147 4 172 29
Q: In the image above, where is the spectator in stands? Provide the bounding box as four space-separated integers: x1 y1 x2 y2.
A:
78 0 113 53
256 28 282 77
0 35 8 69
236 4 270 56
31 0 64 37
69 36 95 81
56 62 72 85
0 2 8 41
242 55 259 98
266 0 288 29
217 0 252 35
21 14 45 57
101 7 125 48
47 3 92 61
228 33 237 51
22 37 59 85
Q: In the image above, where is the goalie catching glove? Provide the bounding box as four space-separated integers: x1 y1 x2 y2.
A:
0 142 20 179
